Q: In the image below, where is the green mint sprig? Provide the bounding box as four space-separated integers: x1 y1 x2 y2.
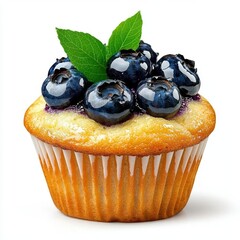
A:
106 11 143 60
56 11 142 83
56 29 107 81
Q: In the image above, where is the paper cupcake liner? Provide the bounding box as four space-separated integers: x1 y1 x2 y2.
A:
31 135 208 222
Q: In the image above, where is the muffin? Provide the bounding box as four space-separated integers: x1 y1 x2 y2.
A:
24 12 216 222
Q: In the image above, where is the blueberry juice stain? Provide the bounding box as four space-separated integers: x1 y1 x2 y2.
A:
176 94 201 116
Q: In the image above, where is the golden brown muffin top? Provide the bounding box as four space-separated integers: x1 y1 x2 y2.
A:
24 96 215 155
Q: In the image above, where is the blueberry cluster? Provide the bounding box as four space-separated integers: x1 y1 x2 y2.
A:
42 42 201 125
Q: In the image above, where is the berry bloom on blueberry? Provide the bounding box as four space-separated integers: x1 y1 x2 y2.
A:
47 57 74 76
153 54 200 96
137 40 158 64
137 76 182 118
107 50 151 87
42 67 89 109
83 79 135 126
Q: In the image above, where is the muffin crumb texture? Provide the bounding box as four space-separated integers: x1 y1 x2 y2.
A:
24 95 215 156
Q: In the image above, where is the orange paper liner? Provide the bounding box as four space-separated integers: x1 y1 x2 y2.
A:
31 136 208 222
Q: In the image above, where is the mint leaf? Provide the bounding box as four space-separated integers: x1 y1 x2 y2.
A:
106 11 143 60
56 11 143 83
56 28 107 82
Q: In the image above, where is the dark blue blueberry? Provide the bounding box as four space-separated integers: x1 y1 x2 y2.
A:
106 50 151 88
83 79 134 126
153 54 200 96
42 68 88 109
137 40 158 64
136 76 182 118
48 57 74 76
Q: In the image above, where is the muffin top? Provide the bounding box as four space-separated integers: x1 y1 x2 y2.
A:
24 12 216 155
24 95 215 155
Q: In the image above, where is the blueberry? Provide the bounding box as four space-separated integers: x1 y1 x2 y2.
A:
137 40 158 64
106 50 151 87
83 79 134 125
153 54 200 96
42 68 88 109
48 57 74 76
136 76 182 118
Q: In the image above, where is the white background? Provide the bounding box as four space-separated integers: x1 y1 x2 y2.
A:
0 0 240 239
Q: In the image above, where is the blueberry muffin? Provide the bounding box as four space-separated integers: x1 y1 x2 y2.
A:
24 12 215 222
